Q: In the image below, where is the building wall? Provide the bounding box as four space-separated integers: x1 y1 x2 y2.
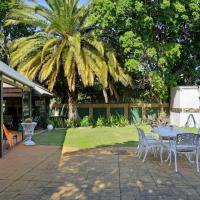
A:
170 86 200 127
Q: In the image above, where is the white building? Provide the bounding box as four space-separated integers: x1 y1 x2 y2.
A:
170 86 200 128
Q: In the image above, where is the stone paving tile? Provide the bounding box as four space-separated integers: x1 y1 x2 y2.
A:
1 145 200 199
0 191 19 200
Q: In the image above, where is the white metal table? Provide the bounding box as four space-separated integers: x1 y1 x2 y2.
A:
152 126 191 139
152 126 194 163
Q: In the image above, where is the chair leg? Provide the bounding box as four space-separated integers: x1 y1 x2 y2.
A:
169 150 172 166
153 148 158 158
196 149 199 173
138 148 143 159
142 147 148 162
138 144 144 159
174 151 178 172
136 142 142 156
165 151 170 163
160 146 163 164
136 143 140 154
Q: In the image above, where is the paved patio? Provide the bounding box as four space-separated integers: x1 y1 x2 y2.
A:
0 145 200 200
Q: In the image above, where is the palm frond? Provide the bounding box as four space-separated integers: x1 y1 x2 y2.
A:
7 0 131 94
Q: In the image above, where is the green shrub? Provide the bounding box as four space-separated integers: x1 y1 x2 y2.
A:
66 118 81 128
47 116 67 128
116 115 128 127
107 115 128 127
24 118 32 123
80 116 92 127
107 115 115 127
96 116 106 127
48 114 129 129
130 108 141 125
158 111 169 125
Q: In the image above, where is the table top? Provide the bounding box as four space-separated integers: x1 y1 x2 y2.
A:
152 126 192 138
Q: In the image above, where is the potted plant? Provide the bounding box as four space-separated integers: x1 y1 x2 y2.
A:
21 118 37 146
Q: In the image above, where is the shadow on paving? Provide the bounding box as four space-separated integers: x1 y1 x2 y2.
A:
0 145 200 200
96 141 138 148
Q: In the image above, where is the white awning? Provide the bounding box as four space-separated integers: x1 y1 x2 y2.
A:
0 61 35 88
33 84 53 96
3 83 13 88
0 61 53 96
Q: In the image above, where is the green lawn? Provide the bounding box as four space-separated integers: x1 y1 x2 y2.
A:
64 126 140 148
33 126 141 148
33 125 198 148
33 129 66 146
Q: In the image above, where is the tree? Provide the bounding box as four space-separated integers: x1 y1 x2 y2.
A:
89 0 200 102
7 0 131 119
0 0 35 63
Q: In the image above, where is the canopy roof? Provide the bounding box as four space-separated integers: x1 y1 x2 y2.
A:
33 84 53 96
0 61 53 96
0 61 35 88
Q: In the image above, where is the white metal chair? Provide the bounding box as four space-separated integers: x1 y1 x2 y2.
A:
136 128 163 163
136 127 157 156
169 133 200 172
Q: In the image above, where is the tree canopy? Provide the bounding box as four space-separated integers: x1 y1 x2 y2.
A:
89 0 200 102
4 0 200 105
7 0 131 118
0 0 35 63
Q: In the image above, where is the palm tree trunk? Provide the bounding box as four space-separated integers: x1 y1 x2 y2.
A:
68 90 79 120
103 89 108 103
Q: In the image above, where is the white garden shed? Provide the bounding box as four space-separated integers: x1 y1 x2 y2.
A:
170 86 200 128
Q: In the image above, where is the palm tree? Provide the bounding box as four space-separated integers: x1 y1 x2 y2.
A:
7 0 131 119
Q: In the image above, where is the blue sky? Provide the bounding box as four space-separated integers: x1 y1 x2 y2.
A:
25 0 88 6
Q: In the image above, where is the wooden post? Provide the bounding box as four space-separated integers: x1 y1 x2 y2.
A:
0 73 3 158
142 103 146 121
29 89 32 117
89 105 93 118
106 104 110 119
22 89 24 122
160 104 164 113
124 104 129 121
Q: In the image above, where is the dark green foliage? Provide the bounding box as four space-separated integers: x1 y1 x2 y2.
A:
48 116 68 128
93 108 107 120
48 116 81 128
107 115 128 127
66 119 81 128
146 108 160 121
96 116 106 127
89 0 200 102
24 118 32 123
110 107 124 116
130 108 142 125
0 0 36 63
78 108 90 118
80 116 93 127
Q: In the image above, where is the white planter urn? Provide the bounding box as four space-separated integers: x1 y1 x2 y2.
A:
21 122 37 146
47 124 54 131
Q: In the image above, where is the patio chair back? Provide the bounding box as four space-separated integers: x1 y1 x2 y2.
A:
176 133 196 146
3 125 14 149
193 134 200 146
137 128 146 140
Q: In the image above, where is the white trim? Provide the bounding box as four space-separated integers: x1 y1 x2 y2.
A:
0 61 53 96
0 61 35 87
33 84 53 96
